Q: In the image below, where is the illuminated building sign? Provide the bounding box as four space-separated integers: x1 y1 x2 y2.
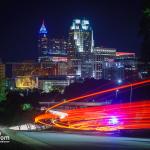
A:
15 76 38 89
116 52 135 57
52 57 67 62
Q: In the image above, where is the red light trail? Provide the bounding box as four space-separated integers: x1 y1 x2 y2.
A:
35 79 150 131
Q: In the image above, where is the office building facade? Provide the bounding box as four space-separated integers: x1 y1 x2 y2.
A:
115 52 138 81
92 47 116 80
68 19 94 78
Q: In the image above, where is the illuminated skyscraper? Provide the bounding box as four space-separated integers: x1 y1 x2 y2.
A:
38 20 49 62
68 19 94 53
92 47 116 80
68 19 94 78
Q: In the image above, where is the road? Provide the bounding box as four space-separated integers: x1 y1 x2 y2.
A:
1 128 150 150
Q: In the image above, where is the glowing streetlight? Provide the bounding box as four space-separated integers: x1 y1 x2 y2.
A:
117 79 122 84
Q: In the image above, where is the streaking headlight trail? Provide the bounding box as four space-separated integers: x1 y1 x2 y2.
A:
35 79 150 132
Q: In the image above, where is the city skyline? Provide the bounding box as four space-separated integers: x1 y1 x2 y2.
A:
0 0 141 62
0 1 150 149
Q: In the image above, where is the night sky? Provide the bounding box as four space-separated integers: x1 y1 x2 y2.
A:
0 0 142 62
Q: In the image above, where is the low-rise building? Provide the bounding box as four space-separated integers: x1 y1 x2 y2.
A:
38 76 70 93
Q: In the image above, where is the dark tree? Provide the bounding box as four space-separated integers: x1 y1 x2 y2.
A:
139 0 150 61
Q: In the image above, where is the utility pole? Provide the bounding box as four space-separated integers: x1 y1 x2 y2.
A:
130 84 133 103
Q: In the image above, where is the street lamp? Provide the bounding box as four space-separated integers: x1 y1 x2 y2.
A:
117 79 122 84
116 79 122 103
115 89 119 100
130 84 133 104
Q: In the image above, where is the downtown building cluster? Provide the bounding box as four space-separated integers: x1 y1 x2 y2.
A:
37 19 137 79
1 19 139 93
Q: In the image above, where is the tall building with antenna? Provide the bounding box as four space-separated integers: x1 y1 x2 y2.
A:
38 20 49 62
